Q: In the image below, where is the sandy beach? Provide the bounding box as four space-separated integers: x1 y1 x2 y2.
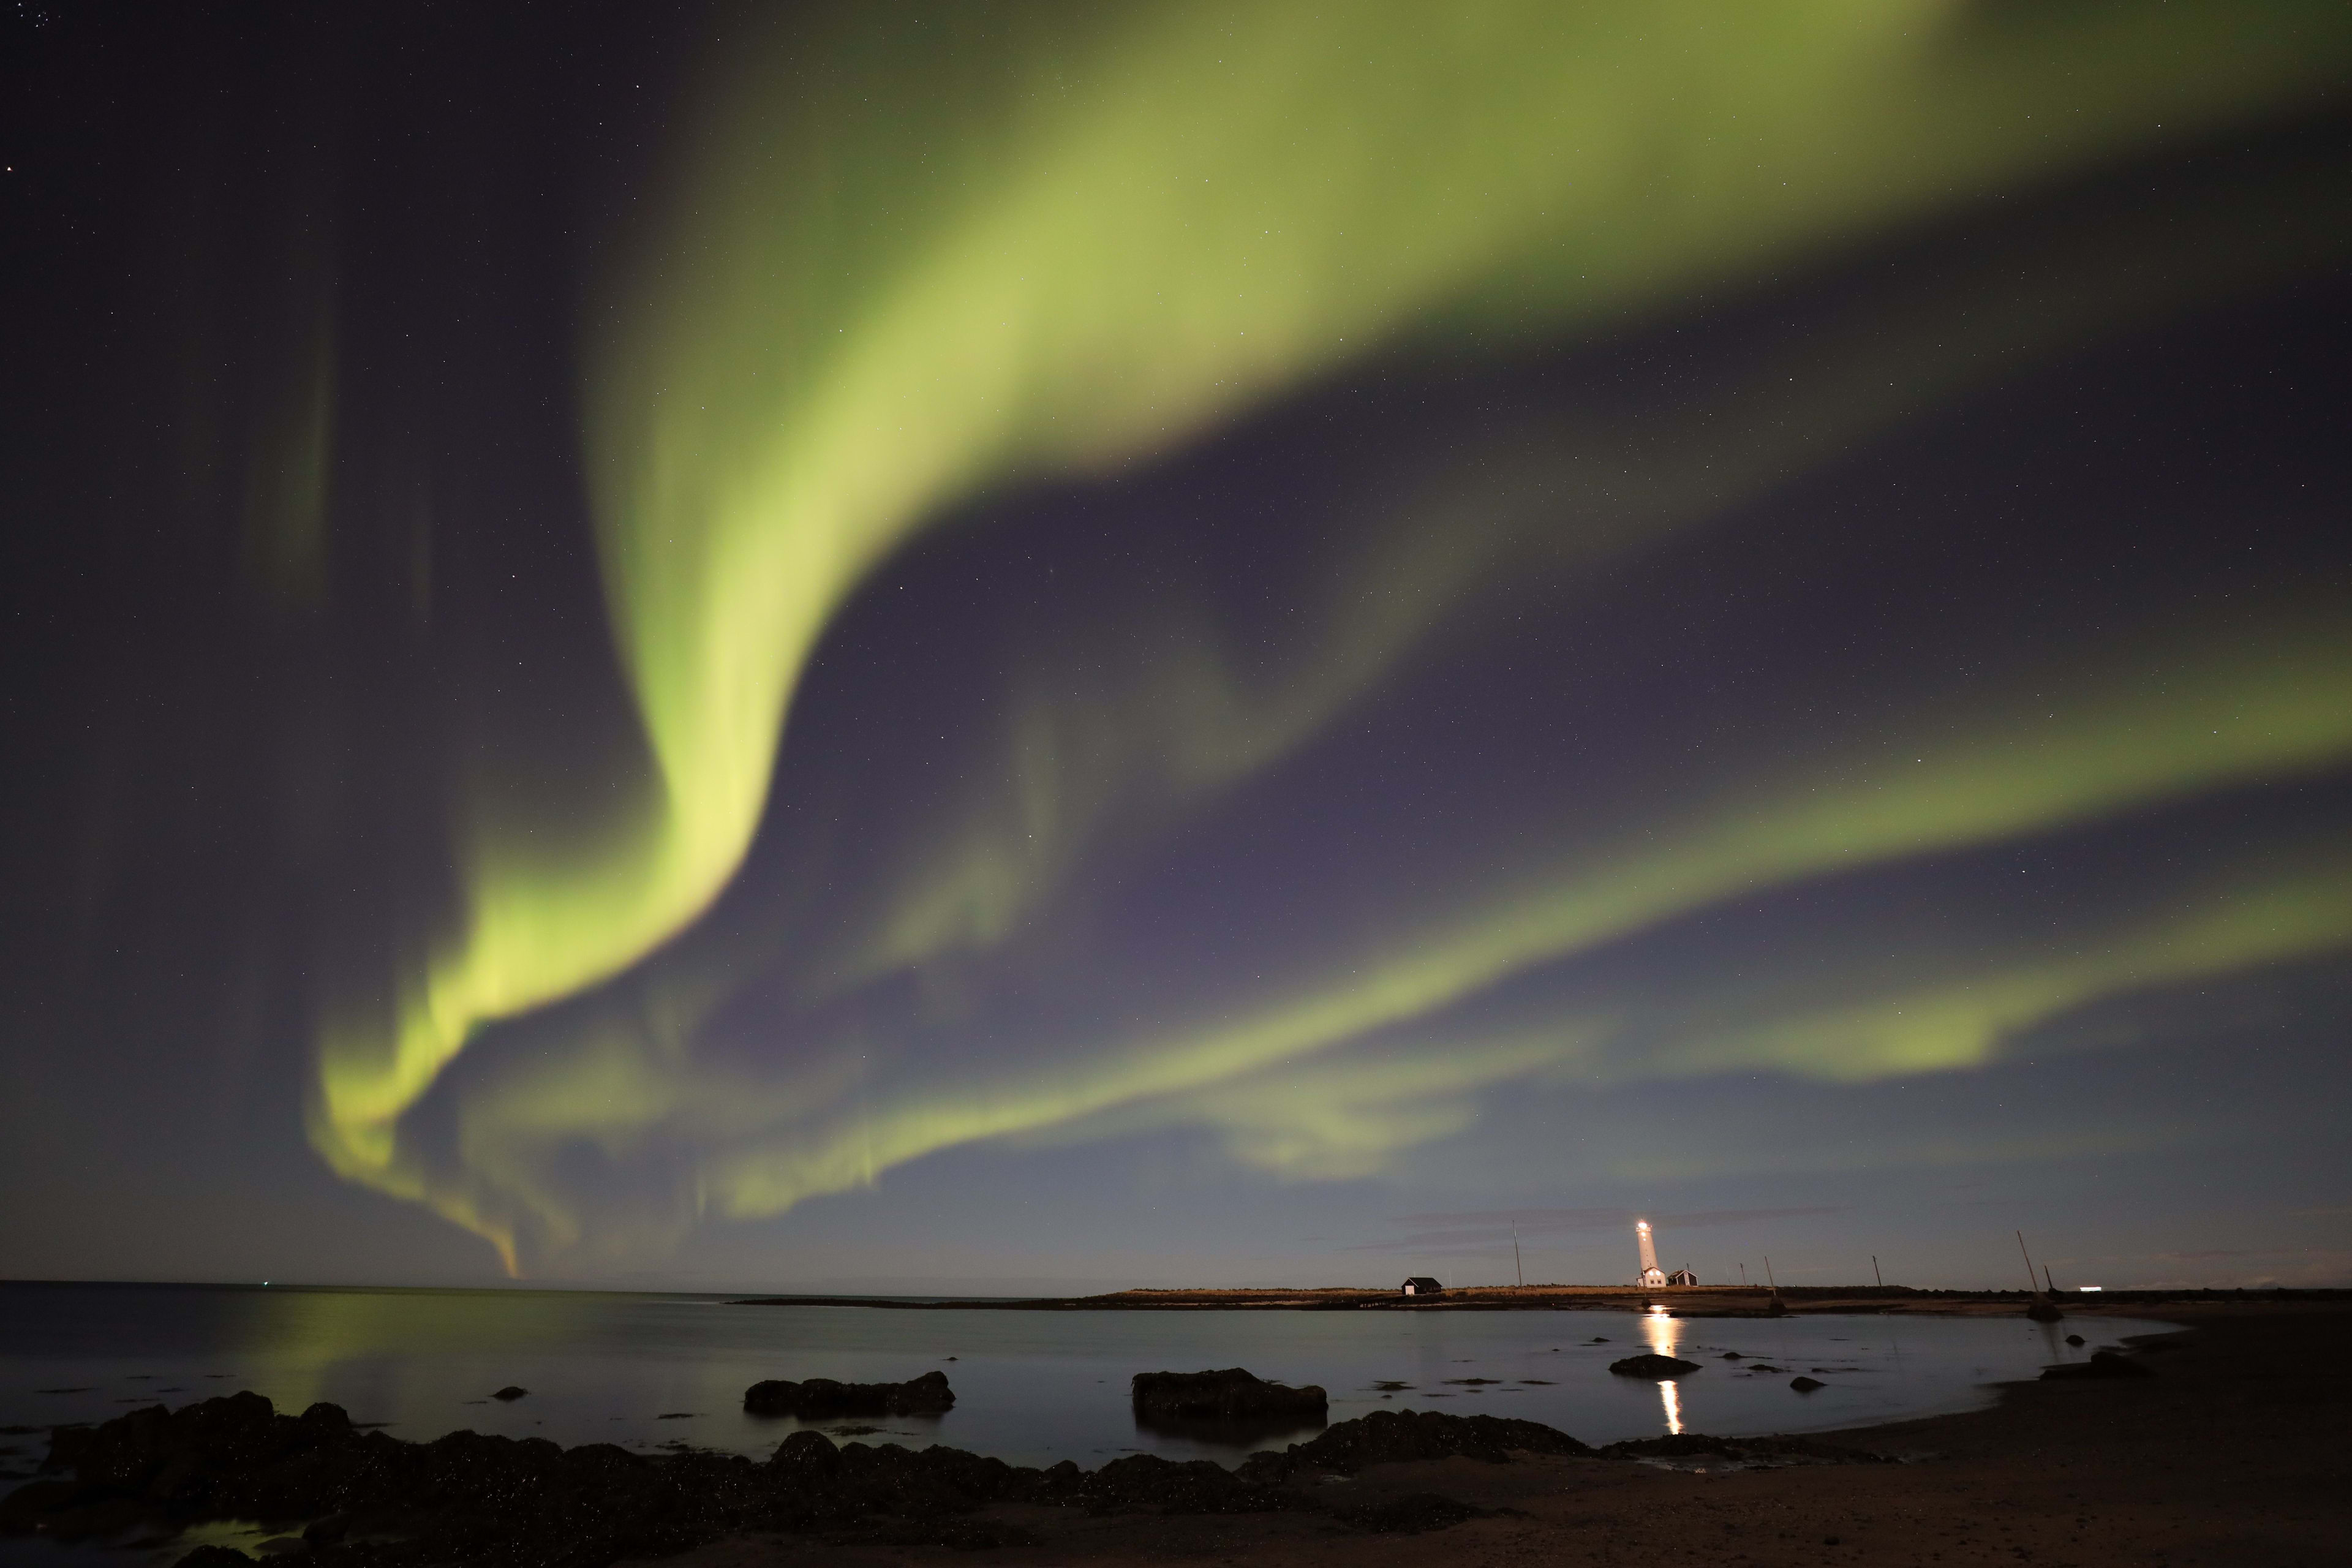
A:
636 1302 2352 1568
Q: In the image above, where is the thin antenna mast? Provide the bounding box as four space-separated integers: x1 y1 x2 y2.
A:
1512 1224 1524 1289
2016 1231 2041 1294
1873 1256 1883 1287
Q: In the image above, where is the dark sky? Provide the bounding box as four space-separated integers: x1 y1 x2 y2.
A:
5 1 2351 1294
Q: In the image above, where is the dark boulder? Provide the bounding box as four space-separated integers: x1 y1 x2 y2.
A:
491 1386 528 1401
2041 1351 2153 1381
1237 1408 1588 1483
50 1390 341 1512
2065 1334 2086 1346
1130 1368 1326 1422
767 1428 843 1480
1790 1376 1825 1392
2026 1298 2065 1322
742 1370 955 1417
1607 1354 1701 1378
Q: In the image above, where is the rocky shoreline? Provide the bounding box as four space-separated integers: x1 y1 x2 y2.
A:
0 1379 1880 1566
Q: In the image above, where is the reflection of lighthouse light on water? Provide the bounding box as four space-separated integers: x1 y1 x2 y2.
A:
1642 1287 1684 1435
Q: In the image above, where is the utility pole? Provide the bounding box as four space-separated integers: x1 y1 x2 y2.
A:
1513 1224 1524 1289
1738 1262 1747 1287
1873 1256 1883 1288
2044 1264 2056 1295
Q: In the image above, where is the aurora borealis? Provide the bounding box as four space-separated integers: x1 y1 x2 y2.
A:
6 0 2351 1291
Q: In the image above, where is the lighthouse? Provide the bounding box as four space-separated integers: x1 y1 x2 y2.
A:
1635 1219 1667 1288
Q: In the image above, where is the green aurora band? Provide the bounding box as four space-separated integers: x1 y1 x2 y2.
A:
305 0 2352 1267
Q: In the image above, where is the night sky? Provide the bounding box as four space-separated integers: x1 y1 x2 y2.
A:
6 1 2351 1294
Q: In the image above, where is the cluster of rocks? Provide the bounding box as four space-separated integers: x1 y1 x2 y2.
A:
0 1382 1616 1565
1611 1349 1884 1393
1237 1407 1590 1479
2 1392 791 1565
0 1365 1911 1564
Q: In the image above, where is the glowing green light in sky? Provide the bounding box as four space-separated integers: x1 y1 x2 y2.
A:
698 603 2352 1215
304 0 2352 1264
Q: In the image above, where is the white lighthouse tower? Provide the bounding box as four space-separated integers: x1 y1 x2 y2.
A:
1635 1219 1667 1288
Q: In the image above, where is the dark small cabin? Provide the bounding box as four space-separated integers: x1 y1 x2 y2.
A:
1401 1276 1443 1297
1666 1268 1699 1286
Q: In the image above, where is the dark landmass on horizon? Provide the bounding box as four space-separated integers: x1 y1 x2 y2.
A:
728 1284 2352 1314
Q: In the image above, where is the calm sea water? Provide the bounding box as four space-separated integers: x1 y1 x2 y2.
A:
0 1283 2174 1561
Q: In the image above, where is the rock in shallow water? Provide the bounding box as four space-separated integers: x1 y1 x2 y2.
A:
1236 1407 1592 1480
1607 1354 1702 1378
1130 1368 1327 1422
741 1370 956 1416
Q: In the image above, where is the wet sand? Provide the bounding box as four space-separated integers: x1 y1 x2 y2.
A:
640 1302 2352 1567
